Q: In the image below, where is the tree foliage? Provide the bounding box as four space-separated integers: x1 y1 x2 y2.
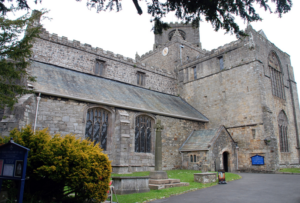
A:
0 126 112 203
0 10 43 109
0 0 293 36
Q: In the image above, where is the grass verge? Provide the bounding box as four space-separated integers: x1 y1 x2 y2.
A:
279 168 300 173
111 170 241 203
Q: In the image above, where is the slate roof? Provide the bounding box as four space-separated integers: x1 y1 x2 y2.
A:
179 127 222 151
30 61 209 122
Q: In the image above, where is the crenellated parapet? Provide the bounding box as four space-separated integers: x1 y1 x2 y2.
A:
181 38 242 67
139 31 205 61
37 28 176 78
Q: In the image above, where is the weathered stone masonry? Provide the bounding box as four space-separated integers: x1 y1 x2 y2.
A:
1 18 300 173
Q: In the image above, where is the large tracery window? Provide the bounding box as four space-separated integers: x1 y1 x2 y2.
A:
269 52 285 99
135 115 152 153
85 108 109 150
278 110 288 152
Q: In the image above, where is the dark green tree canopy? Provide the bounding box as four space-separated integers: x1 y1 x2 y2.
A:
0 0 292 36
0 9 43 109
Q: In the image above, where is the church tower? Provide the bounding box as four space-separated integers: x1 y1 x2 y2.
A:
154 22 201 49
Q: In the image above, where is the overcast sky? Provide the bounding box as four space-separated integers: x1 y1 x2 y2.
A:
9 0 300 103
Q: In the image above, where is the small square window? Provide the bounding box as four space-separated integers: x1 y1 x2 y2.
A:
95 60 105 76
137 72 145 86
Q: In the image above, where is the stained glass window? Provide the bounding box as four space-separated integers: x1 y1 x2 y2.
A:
269 52 285 99
135 115 152 153
278 110 288 152
85 108 109 150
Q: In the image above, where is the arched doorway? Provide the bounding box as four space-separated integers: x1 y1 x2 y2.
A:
223 152 229 172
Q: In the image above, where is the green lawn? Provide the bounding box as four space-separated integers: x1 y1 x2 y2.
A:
111 170 241 203
279 168 300 173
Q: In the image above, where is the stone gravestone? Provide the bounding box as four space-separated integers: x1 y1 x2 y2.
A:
149 120 168 179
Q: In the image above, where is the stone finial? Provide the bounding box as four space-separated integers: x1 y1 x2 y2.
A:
135 52 141 61
154 120 164 131
172 29 183 41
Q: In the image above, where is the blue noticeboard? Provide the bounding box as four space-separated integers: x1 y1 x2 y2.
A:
0 138 30 203
251 155 264 165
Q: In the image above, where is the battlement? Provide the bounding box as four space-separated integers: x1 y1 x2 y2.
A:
38 28 176 78
139 33 204 61
181 39 242 67
245 25 289 57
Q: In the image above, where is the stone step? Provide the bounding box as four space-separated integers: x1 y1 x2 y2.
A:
149 182 189 190
149 179 180 184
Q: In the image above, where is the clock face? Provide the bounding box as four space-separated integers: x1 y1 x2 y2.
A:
162 47 168 56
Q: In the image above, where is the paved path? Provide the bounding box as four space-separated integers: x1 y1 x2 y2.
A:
151 173 300 203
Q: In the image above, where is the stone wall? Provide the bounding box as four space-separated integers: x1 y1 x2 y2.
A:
211 130 237 172
157 115 204 170
0 94 36 136
248 26 300 166
0 93 206 172
154 22 201 48
140 40 203 74
177 26 300 171
31 30 178 95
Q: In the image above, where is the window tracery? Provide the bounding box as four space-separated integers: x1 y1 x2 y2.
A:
135 115 152 153
168 29 186 41
85 108 109 150
269 52 285 99
278 110 288 152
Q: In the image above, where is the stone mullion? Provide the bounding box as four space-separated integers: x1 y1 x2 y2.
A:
285 127 289 152
275 70 280 98
279 125 283 152
276 71 281 98
280 73 285 99
270 67 276 96
284 126 287 152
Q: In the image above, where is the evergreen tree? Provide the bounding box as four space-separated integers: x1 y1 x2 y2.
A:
0 10 42 109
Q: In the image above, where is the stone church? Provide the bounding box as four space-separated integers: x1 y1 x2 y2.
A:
1 14 300 173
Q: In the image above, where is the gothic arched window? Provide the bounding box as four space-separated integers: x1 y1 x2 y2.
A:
85 108 109 150
278 110 288 152
269 52 285 99
135 115 152 153
168 29 186 41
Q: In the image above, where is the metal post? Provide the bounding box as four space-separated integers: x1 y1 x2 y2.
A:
17 180 25 203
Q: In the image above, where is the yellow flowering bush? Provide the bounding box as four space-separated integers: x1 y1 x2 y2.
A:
0 125 111 203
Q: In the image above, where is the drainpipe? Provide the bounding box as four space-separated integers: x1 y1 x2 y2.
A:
34 93 41 133
180 151 183 170
287 66 300 163
236 144 239 171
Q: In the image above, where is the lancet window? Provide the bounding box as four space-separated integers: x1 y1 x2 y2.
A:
95 60 105 76
135 115 152 153
269 52 285 99
85 108 109 150
278 110 288 152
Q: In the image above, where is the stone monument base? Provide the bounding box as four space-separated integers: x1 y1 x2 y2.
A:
149 171 168 179
149 171 189 190
112 176 150 194
194 172 217 183
149 179 189 190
